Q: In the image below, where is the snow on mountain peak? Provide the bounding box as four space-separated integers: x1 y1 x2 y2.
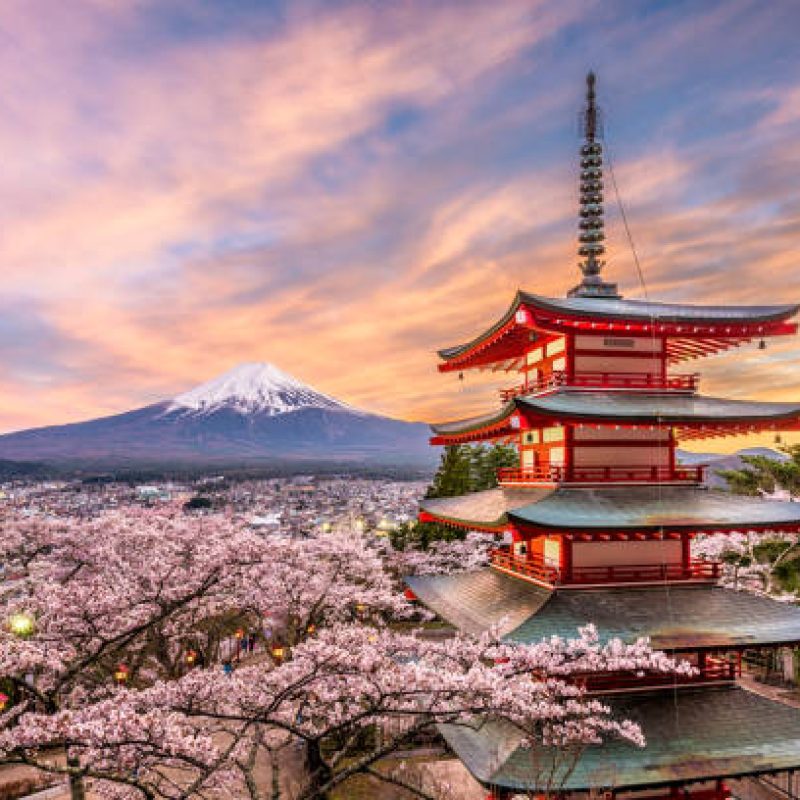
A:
166 363 350 417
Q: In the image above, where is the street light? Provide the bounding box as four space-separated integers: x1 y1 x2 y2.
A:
235 628 245 660
8 612 34 637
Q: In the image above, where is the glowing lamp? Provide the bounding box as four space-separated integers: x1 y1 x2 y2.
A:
185 649 197 666
235 628 245 640
306 624 316 635
270 644 286 661
9 613 34 637
0 692 8 711
114 664 130 684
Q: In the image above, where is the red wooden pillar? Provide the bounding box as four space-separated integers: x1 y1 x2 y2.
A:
560 536 573 583
681 532 691 573
564 423 574 482
566 332 576 383
668 426 677 473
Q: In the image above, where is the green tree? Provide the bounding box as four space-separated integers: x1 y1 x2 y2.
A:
718 445 800 498
426 445 474 498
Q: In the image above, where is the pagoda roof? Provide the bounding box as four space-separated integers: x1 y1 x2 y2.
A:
439 686 800 792
430 389 800 443
438 291 799 371
405 568 800 650
509 486 800 533
419 486 800 535
419 487 549 531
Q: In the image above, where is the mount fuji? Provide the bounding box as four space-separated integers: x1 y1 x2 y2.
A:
0 363 433 470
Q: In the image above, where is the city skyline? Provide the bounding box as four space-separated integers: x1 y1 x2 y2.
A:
1 0 799 454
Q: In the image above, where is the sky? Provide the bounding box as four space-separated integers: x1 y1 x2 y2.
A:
1 0 800 452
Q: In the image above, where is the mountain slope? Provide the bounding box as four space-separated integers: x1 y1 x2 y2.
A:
0 364 433 468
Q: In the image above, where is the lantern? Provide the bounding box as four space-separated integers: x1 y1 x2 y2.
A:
114 664 130 684
235 628 245 640
185 649 197 666
306 623 316 635
270 644 286 662
0 693 8 711
8 613 34 638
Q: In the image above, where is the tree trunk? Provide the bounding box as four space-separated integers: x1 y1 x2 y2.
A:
68 757 86 800
305 740 332 798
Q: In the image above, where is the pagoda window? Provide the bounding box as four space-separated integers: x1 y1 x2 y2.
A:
542 536 560 567
549 446 565 466
522 431 540 445
545 338 565 357
542 426 564 443
526 347 544 366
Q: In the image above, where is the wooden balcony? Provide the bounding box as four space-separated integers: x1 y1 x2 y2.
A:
499 370 699 400
496 464 706 486
489 550 559 586
489 549 721 587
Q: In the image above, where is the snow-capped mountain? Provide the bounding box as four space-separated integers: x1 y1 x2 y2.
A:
0 363 432 470
166 363 351 417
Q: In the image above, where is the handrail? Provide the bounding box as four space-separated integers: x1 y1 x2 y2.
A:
496 464 706 485
499 370 699 399
566 561 721 584
573 659 739 692
489 550 559 585
489 550 721 587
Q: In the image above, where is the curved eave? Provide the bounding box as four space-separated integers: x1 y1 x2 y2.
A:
430 391 800 445
437 291 799 372
429 400 519 445
407 569 800 650
519 291 800 325
439 686 800 793
419 487 553 533
517 391 800 427
508 486 800 535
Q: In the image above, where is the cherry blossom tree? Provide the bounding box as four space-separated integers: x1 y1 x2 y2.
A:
0 510 410 798
693 530 800 597
0 510 689 800
391 531 492 577
4 623 687 800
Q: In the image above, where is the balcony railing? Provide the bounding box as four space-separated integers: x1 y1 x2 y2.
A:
496 464 706 485
489 550 559 585
499 370 699 400
566 560 722 585
489 550 721 587
573 658 739 693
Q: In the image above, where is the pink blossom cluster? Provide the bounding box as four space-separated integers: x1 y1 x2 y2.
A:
0 510 687 799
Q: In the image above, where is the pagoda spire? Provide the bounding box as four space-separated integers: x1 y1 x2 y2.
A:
568 71 620 299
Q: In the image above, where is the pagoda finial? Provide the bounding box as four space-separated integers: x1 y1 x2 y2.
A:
568 71 620 299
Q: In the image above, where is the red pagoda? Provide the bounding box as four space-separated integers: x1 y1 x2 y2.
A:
408 73 800 800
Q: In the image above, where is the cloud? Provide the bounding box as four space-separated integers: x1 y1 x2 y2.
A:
0 0 798 455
